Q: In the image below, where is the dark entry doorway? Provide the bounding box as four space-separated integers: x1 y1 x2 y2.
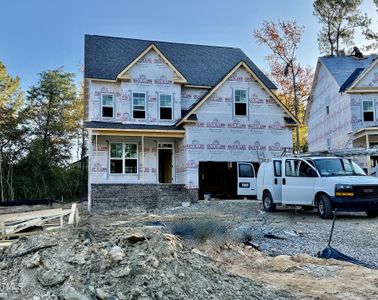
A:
158 149 172 183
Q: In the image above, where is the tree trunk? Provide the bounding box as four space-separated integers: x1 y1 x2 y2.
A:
291 62 300 153
0 150 4 202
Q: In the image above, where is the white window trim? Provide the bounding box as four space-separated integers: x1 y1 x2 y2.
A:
159 94 173 120
132 92 146 119
101 93 114 118
109 142 139 175
233 88 248 117
362 100 375 122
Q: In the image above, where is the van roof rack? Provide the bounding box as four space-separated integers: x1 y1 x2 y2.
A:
287 148 378 158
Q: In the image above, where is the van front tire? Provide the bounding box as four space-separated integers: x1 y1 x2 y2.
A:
317 194 333 219
263 192 276 212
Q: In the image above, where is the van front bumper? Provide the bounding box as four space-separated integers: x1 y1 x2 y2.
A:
330 196 378 211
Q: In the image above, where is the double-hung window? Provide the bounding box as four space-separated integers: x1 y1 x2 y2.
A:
363 100 374 122
110 143 123 173
159 94 173 120
101 94 114 118
133 93 146 119
110 143 138 174
234 89 247 116
124 144 138 173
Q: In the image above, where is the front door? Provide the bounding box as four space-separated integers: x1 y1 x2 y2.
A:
237 162 257 196
158 148 173 183
282 158 317 205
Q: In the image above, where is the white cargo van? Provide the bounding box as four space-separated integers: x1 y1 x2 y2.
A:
257 156 378 218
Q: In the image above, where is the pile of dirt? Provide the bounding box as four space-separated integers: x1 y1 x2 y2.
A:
0 227 292 300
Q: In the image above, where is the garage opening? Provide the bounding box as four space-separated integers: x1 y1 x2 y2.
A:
199 161 259 199
198 162 236 199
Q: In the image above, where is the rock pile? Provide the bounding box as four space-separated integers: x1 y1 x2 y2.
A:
0 227 292 300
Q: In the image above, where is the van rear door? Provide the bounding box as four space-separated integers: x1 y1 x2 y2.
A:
237 162 256 196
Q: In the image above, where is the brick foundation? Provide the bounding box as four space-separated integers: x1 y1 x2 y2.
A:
90 184 198 211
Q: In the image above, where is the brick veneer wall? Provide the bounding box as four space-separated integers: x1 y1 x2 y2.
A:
90 184 198 211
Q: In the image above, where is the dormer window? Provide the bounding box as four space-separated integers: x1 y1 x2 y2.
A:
234 89 247 116
101 94 114 118
159 94 173 120
363 100 374 122
133 93 146 119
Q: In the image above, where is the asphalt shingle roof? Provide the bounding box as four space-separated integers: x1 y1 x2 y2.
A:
85 121 183 131
320 55 377 88
84 35 276 89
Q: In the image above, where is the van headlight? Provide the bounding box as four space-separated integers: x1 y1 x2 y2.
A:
335 184 354 197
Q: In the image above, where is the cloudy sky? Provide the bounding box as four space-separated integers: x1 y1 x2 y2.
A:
1 0 377 90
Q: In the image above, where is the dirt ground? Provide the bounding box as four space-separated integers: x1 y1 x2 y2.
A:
0 200 377 299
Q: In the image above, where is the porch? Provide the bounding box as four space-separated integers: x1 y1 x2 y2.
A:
353 126 378 172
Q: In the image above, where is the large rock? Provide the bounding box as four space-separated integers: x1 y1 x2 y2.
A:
36 269 67 287
62 286 90 300
108 246 125 262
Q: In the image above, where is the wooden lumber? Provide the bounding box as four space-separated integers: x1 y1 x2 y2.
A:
0 231 42 239
68 203 77 225
5 217 43 235
0 240 13 248
0 203 79 236
0 208 64 223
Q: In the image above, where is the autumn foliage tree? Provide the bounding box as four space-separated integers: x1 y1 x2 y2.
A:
254 20 313 152
0 61 27 201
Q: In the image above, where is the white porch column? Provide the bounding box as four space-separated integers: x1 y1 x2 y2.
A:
142 135 145 184
87 129 93 213
366 134 371 170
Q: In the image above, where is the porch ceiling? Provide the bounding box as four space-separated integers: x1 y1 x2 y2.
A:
92 128 185 138
353 127 378 140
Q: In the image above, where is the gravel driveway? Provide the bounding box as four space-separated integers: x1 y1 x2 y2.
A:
160 200 378 267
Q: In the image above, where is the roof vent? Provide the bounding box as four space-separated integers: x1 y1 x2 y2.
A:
351 46 363 58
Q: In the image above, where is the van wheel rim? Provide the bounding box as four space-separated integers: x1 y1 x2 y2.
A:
264 196 271 208
319 201 325 214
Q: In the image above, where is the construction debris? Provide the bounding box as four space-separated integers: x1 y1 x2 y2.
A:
0 204 79 250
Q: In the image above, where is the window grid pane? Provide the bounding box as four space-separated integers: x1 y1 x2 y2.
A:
133 94 146 107
110 143 123 158
235 89 247 103
160 95 172 107
102 94 114 106
125 144 137 159
363 101 373 111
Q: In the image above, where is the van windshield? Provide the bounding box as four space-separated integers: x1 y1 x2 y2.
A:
313 158 366 177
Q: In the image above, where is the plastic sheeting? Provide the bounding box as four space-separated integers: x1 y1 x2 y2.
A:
318 246 377 270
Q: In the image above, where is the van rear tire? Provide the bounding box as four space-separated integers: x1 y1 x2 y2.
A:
263 192 276 212
317 194 333 219
366 210 378 218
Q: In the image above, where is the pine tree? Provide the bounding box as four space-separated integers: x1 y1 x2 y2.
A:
25 69 81 199
313 0 371 56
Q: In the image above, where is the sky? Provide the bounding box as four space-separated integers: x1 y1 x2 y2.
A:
0 0 377 91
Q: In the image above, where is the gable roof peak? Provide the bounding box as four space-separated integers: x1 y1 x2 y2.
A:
84 34 276 89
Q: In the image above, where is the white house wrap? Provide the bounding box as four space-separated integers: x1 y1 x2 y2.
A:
307 54 378 172
84 35 297 211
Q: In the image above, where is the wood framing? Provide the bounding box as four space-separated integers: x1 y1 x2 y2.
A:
177 61 299 126
117 44 187 84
